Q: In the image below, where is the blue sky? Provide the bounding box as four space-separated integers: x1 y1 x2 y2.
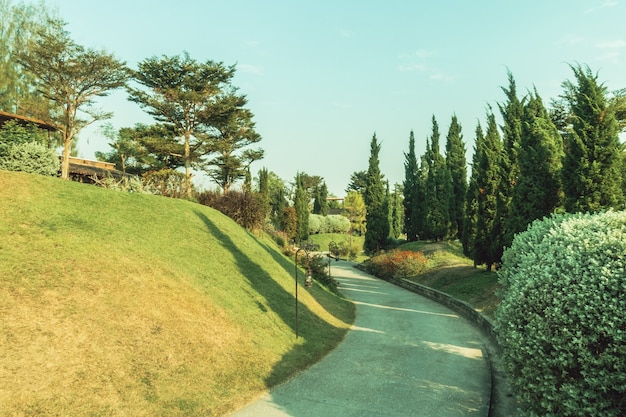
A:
52 0 626 196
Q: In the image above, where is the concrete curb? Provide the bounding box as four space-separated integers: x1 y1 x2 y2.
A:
366 272 519 417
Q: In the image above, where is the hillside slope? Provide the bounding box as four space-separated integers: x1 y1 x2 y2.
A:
0 171 354 416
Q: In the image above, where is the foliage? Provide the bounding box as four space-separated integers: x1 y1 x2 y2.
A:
128 53 238 196
294 172 309 242
496 210 626 416
203 93 264 192
423 115 453 240
364 133 389 253
389 184 404 239
90 174 146 193
506 90 563 246
473 112 502 271
0 141 58 175
197 190 268 231
17 18 129 180
299 254 338 289
462 123 484 260
561 64 624 212
445 115 467 240
312 182 329 215
142 169 193 199
0 120 47 147
281 206 297 240
363 250 428 279
343 190 366 236
308 214 351 234
403 130 420 241
345 170 367 194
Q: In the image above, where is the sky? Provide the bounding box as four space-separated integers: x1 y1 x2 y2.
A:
50 0 626 196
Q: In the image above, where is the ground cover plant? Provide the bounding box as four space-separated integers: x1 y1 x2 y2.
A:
0 170 355 416
496 211 626 416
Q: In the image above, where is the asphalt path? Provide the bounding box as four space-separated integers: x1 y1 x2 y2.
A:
230 260 491 417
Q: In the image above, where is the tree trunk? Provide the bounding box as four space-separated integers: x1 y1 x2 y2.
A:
61 133 71 180
184 131 192 198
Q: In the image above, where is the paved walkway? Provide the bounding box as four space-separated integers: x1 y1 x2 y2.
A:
230 261 491 417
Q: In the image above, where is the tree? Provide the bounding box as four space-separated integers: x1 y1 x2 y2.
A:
0 1 57 117
506 90 563 245
423 115 452 241
346 170 368 194
403 130 420 242
492 71 524 261
363 133 389 253
294 172 309 243
390 183 404 239
561 64 624 212
313 182 329 215
445 115 467 240
128 53 236 196
462 123 484 259
17 19 129 179
203 92 263 192
473 112 502 271
343 190 366 236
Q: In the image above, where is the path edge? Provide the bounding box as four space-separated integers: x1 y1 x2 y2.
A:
367 272 520 417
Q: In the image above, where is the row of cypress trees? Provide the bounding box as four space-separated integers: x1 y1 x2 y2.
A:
399 65 624 269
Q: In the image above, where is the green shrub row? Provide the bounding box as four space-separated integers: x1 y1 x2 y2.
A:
308 214 351 235
363 250 428 279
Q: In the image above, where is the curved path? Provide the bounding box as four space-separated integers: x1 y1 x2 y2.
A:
230 260 491 416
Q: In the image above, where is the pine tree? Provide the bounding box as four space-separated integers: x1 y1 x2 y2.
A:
294 172 309 243
506 90 563 245
445 115 467 240
391 184 404 239
473 112 502 271
562 64 624 212
403 130 420 241
462 123 484 260
364 133 389 253
493 71 524 260
313 182 329 215
424 116 452 240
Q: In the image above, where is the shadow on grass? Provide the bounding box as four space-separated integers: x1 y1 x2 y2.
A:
193 211 349 388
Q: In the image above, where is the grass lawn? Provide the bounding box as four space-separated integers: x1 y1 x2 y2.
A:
0 171 355 416
399 240 500 318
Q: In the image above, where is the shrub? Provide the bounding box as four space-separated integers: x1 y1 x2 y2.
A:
496 211 626 417
326 214 351 233
0 141 59 176
364 250 428 279
142 169 192 198
308 214 322 234
299 254 338 289
198 190 267 231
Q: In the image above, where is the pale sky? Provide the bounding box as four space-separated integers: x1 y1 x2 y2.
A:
52 0 626 196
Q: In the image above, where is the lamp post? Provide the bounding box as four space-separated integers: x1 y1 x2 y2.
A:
328 241 337 280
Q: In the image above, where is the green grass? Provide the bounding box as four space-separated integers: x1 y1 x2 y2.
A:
398 240 500 317
0 171 355 416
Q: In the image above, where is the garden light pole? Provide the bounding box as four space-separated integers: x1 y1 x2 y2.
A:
328 241 337 280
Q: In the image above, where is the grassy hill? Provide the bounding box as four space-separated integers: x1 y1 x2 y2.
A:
399 240 500 317
0 171 355 416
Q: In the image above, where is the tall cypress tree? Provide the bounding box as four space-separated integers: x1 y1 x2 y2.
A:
313 182 329 215
493 71 524 260
364 133 389 253
391 184 404 239
403 130 420 242
294 172 309 243
462 123 484 260
562 64 624 212
506 90 563 245
445 115 467 240
474 112 502 271
424 115 452 240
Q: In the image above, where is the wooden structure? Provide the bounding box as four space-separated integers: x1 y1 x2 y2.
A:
1 110 130 183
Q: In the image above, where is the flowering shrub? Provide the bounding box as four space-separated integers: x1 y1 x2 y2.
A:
299 254 337 289
364 250 427 279
496 211 626 416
